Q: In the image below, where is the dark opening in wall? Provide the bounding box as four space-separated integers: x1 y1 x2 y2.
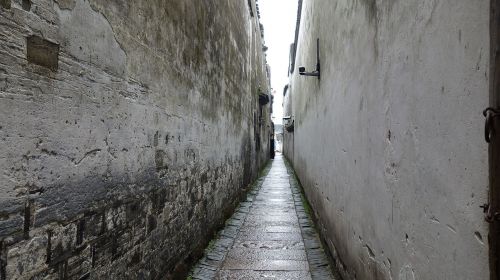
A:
247 0 254 17
22 0 31 11
256 132 261 151
258 93 270 105
46 231 52 264
76 219 85 245
23 201 32 240
0 241 6 280
0 0 10 9
26 35 59 71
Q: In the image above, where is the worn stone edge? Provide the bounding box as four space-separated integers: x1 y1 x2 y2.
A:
188 161 273 280
284 158 341 280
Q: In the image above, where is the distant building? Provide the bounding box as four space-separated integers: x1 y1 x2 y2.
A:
274 124 283 152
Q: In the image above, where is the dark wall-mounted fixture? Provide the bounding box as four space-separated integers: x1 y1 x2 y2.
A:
285 120 295 132
259 93 270 105
283 116 294 132
299 38 320 80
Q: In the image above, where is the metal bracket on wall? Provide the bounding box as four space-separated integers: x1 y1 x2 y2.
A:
484 107 500 143
299 38 320 80
481 203 500 223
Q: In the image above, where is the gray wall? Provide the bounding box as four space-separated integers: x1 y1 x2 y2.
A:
283 85 294 159
0 0 272 278
284 0 489 279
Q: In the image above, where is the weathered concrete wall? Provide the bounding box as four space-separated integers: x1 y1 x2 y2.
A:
0 0 272 278
284 0 490 279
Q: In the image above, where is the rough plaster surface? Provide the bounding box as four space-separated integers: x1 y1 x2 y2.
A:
0 0 271 278
284 0 490 279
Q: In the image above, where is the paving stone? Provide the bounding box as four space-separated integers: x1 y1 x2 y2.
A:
225 248 307 261
245 215 298 223
239 225 302 233
217 270 312 280
236 230 303 241
242 219 300 228
249 209 297 215
232 240 305 250
222 259 309 271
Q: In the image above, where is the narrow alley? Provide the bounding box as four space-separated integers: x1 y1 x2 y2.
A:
0 0 496 279
190 155 337 280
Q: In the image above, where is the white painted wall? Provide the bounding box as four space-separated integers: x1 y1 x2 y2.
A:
284 0 490 279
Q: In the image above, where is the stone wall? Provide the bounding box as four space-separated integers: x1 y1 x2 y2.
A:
0 0 272 278
284 0 489 279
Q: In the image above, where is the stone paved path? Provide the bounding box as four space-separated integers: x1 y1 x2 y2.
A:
190 155 338 280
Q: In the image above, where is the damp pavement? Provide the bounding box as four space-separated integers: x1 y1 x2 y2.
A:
190 155 339 280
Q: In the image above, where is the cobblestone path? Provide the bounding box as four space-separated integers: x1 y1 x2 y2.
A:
190 155 338 280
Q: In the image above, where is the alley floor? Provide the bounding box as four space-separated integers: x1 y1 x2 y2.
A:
190 155 338 280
